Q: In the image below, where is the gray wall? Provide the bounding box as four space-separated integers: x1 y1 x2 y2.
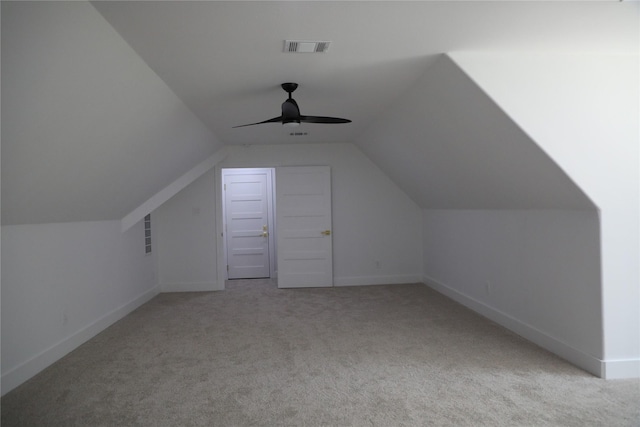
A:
154 143 423 291
0 1 220 395
354 54 629 377
1 221 158 395
422 209 602 374
452 52 639 378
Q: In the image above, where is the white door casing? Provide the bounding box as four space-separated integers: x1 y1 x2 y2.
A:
276 166 333 288
223 169 273 279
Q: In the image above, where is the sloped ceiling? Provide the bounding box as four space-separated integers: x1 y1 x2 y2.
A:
92 1 636 146
1 2 221 225
355 54 595 210
3 1 635 224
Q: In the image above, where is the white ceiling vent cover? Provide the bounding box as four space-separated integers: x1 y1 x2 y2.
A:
284 40 331 53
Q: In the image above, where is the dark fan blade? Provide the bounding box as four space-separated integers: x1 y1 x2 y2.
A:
232 116 282 128
299 115 351 124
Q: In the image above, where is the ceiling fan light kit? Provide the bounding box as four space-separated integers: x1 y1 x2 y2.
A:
233 82 351 128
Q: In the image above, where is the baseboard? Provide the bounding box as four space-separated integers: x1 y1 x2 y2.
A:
602 359 640 379
1 285 159 396
334 275 422 287
160 281 220 292
422 275 605 378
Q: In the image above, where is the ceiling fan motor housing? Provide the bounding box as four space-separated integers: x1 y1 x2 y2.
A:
282 97 301 126
282 82 299 94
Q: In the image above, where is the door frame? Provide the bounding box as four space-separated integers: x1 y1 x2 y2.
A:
220 167 276 282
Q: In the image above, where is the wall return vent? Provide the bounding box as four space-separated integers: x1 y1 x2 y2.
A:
284 40 331 53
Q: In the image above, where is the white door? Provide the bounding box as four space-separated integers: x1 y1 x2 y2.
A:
276 166 333 288
224 169 273 279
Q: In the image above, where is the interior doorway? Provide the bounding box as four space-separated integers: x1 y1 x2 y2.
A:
222 168 276 279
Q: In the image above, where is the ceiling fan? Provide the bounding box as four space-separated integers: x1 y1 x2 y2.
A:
233 83 351 128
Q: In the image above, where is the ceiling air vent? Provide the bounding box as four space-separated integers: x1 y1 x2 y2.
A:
284 40 331 53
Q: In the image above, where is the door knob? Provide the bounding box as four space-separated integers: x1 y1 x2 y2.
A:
262 231 269 237
321 230 331 236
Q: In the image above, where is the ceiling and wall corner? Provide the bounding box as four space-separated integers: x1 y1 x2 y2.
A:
121 147 229 232
448 52 640 374
351 51 614 376
1 1 221 226
4 1 636 226
354 54 596 211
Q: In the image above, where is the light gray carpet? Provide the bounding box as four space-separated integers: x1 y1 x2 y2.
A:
2 280 639 426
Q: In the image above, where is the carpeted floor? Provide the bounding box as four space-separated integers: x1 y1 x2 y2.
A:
2 280 639 426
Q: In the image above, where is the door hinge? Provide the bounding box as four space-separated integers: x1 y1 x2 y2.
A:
227 265 229 271
224 184 226 191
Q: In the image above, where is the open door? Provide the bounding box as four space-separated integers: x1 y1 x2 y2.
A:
223 168 274 279
276 166 333 288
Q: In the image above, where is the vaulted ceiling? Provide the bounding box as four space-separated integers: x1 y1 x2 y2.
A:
2 1 636 224
92 0 636 146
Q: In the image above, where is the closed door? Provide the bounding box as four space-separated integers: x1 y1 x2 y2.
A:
276 166 333 288
224 170 272 279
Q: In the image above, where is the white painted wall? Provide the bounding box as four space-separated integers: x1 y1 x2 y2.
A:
222 143 423 286
451 53 639 378
154 143 422 290
155 168 219 292
354 52 637 378
423 210 603 375
1 1 220 225
1 220 158 395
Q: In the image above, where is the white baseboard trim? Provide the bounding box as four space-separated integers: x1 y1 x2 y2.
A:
1 285 159 396
160 281 220 292
334 275 422 287
601 358 640 379
422 275 606 378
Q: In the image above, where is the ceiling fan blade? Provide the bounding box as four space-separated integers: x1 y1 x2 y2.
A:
300 115 352 124
232 116 282 128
